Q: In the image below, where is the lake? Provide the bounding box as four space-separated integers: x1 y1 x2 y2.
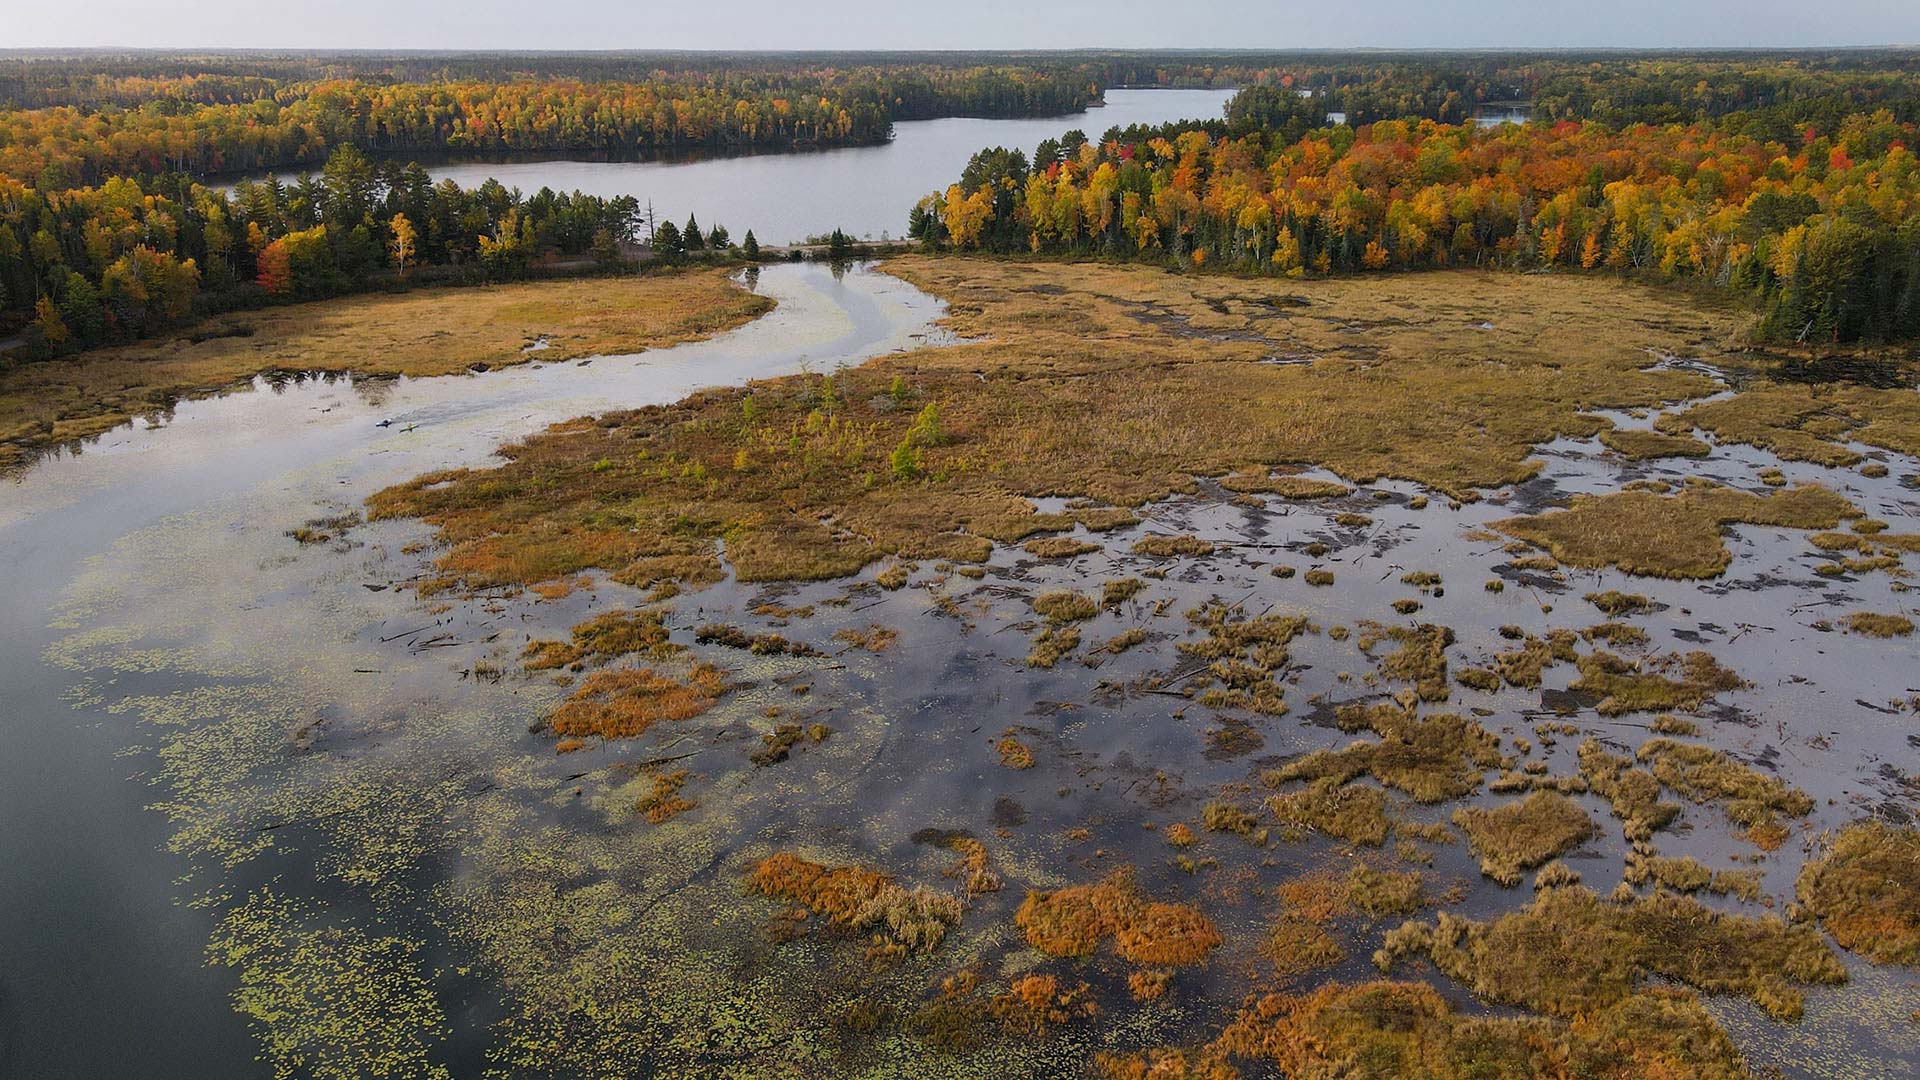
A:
221 88 1235 246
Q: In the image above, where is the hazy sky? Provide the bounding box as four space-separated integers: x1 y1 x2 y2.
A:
6 0 1918 51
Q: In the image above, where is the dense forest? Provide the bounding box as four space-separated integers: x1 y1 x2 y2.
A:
918 91 1920 344
0 54 1109 357
8 49 1920 358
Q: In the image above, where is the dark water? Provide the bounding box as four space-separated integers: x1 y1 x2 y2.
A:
219 89 1234 245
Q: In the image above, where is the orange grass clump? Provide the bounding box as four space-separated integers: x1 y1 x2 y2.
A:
1014 869 1221 967
748 851 963 957
547 662 726 739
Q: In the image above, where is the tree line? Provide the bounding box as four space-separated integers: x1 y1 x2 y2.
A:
914 104 1920 344
0 145 681 357
0 68 1102 187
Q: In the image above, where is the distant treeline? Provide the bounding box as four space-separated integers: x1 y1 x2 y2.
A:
918 102 1920 344
0 69 1104 187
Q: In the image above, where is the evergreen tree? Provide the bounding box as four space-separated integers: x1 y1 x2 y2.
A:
683 213 704 250
652 219 684 260
741 230 760 260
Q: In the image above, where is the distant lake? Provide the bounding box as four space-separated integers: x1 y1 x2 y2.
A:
219 88 1235 246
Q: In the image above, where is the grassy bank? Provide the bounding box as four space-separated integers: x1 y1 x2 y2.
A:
0 267 774 469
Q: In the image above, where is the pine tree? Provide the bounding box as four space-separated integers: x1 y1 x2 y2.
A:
741 230 760 260
683 213 704 250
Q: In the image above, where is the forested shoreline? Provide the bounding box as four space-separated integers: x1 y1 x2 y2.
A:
919 85 1920 344
7 48 1920 364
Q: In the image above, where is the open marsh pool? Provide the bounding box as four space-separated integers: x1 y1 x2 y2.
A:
3 262 1920 1078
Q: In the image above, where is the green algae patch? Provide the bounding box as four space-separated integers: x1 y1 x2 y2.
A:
1378 884 1846 1021
1797 822 1920 967
1495 484 1856 579
208 890 452 1080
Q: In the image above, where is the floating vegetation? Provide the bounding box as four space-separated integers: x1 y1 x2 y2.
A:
1181 604 1307 715
1266 779 1392 847
1378 884 1844 1020
1303 568 1335 586
1027 626 1081 668
1578 740 1681 841
1624 851 1762 901
1202 801 1267 843
1844 611 1915 637
1355 622 1453 701
1496 484 1856 578
1023 536 1101 559
1101 577 1144 607
1569 649 1745 715
750 722 830 766
1493 629 1578 688
523 608 678 670
1637 738 1813 845
1265 913 1345 976
695 622 825 657
748 852 963 960
1272 702 1504 803
1452 791 1595 886
1221 474 1352 499
997 734 1036 770
546 662 727 740
1132 535 1215 558
1032 590 1100 623
1585 590 1653 617
1014 868 1221 967
1796 822 1920 967
1197 981 1756 1080
635 769 696 822
832 624 898 651
1583 621 1649 648
1599 427 1712 459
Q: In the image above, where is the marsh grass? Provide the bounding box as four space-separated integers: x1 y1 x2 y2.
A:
1378 883 1844 1021
1598 427 1712 460
371 258 1781 597
1796 822 1920 966
1569 649 1745 715
1452 791 1595 886
1014 868 1221 967
1497 484 1856 578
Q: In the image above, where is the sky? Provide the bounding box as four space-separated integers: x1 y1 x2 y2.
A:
4 0 1918 51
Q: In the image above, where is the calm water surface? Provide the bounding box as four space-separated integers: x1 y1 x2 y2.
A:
0 263 943 1080
224 88 1234 245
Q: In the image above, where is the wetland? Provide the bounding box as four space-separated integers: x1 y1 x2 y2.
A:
6 255 1920 1079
